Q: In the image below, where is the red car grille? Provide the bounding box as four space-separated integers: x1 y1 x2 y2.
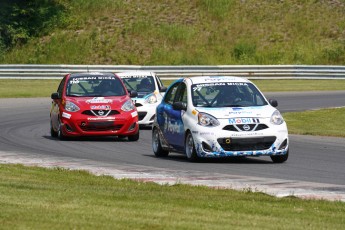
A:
80 121 123 131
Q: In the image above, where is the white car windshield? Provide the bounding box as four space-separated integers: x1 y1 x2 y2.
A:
191 82 268 107
121 76 155 95
66 76 126 97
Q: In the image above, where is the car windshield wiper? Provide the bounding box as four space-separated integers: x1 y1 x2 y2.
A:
67 94 83 97
222 104 246 107
87 94 103 97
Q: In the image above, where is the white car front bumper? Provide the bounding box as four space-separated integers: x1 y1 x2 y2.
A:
191 118 289 158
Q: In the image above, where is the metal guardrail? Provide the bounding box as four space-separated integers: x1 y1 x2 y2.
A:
1 64 345 80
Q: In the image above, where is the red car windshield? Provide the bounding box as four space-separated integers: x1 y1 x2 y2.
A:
66 76 126 97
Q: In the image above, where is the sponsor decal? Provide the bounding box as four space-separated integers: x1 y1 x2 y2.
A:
192 131 198 134
131 111 138 118
205 77 240 82
193 82 248 91
91 105 111 110
164 120 182 134
228 107 254 115
71 75 117 81
70 78 79 84
228 118 260 124
230 132 264 137
62 112 71 119
228 111 253 115
87 117 114 121
86 97 113 104
122 75 148 78
199 132 214 136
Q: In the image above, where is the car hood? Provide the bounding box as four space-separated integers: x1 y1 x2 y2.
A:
196 105 277 119
68 96 129 110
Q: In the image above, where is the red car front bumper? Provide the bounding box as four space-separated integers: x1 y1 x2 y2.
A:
59 111 139 137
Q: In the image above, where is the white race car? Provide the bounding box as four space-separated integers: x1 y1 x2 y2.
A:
152 76 289 163
117 71 167 126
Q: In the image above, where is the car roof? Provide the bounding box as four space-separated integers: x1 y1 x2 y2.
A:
116 71 155 77
69 72 116 78
186 76 250 85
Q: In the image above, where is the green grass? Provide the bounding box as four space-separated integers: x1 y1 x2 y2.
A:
0 79 61 98
1 0 345 65
1 79 345 98
284 107 345 137
1 164 344 229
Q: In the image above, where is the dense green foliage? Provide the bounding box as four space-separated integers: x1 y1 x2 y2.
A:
0 0 66 55
0 0 344 65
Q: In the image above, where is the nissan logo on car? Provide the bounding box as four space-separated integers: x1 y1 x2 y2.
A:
243 124 251 131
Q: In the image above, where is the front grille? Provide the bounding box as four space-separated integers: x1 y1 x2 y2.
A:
138 112 147 121
223 124 269 132
80 121 123 131
218 136 276 151
82 110 120 116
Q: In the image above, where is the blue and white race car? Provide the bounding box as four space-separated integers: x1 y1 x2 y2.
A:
152 76 289 163
117 71 167 126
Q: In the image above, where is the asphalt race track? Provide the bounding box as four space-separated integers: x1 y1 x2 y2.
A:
1 91 345 201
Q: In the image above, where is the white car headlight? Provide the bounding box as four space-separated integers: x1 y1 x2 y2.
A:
270 110 284 125
65 101 80 112
121 100 135 111
198 112 219 127
145 94 157 104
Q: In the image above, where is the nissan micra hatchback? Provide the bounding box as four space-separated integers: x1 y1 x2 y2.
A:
152 76 289 163
117 71 167 126
50 72 139 141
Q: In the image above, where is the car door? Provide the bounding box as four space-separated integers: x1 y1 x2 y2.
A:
157 81 187 151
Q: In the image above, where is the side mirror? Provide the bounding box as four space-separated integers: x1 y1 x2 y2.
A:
160 86 167 93
269 99 278 107
173 102 187 111
129 90 138 98
51 92 60 100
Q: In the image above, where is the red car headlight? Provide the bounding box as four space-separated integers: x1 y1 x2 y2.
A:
65 101 80 112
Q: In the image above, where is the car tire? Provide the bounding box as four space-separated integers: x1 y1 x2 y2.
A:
152 127 169 157
128 131 139 141
57 118 66 140
185 132 198 162
50 120 58 138
270 150 289 163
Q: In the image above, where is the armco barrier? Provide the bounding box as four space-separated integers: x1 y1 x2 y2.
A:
0 64 345 80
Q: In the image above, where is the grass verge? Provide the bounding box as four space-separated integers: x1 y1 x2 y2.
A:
0 79 345 98
0 164 344 229
283 107 345 137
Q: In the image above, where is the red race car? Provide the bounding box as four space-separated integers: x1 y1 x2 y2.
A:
50 72 139 141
